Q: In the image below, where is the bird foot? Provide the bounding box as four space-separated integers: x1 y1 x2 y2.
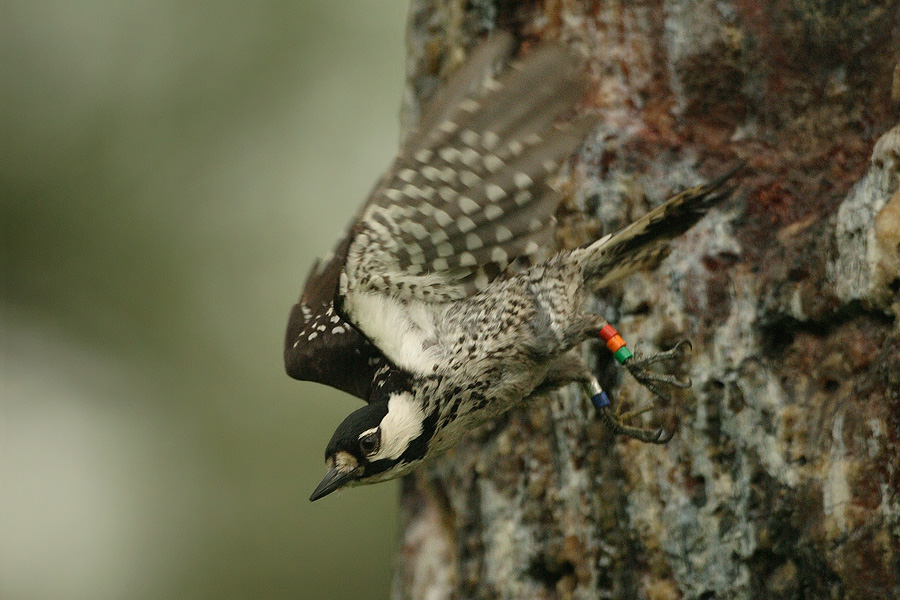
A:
625 339 693 404
584 339 693 444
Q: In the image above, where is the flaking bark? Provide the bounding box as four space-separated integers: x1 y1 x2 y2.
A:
394 2 900 599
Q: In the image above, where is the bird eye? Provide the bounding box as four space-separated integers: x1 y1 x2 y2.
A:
359 431 379 456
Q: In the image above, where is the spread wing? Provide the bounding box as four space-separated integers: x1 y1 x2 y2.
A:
284 32 521 401
341 34 599 304
285 32 598 399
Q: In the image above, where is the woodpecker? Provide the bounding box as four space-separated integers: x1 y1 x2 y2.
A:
284 32 738 501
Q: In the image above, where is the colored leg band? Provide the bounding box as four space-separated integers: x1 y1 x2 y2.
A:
599 323 632 364
591 391 611 409
598 324 618 342
614 346 633 364
606 334 626 353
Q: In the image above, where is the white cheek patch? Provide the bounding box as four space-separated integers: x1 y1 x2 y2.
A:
371 392 424 461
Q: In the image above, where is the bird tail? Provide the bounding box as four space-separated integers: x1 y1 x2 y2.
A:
575 165 742 287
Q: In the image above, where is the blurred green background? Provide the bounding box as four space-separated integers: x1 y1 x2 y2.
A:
2 2 410 598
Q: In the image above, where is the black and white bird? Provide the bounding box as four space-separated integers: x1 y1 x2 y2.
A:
284 32 736 501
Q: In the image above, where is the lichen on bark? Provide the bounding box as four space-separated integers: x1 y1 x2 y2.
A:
393 2 900 599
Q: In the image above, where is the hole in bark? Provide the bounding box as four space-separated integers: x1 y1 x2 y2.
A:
527 555 575 587
583 191 600 214
721 380 745 415
760 320 797 354
691 475 708 508
495 0 540 31
629 300 651 315
702 380 725 442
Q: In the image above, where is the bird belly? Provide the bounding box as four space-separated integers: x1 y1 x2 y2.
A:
424 264 587 454
428 360 550 454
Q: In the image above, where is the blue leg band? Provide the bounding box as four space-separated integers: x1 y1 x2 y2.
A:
591 391 611 410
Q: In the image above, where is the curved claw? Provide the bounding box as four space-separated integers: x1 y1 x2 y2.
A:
627 363 691 387
628 425 673 444
672 376 693 389
650 427 674 444
595 406 674 445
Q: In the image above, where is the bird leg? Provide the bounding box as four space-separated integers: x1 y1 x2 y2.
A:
581 321 694 444
582 378 672 444
594 321 692 400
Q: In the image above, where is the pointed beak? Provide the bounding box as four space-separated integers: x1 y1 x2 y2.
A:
309 466 360 502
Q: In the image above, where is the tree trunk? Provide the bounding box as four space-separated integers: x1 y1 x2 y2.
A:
393 2 900 599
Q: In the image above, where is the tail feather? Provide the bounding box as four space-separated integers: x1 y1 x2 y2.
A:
577 165 742 287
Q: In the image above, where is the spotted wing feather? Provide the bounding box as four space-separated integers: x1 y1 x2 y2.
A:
398 32 517 163
343 38 598 303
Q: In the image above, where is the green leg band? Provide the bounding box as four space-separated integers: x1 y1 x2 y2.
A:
614 346 633 364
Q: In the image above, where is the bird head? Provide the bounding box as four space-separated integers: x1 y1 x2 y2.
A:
310 370 433 501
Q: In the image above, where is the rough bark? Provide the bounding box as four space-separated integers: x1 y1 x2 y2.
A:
393 2 900 599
